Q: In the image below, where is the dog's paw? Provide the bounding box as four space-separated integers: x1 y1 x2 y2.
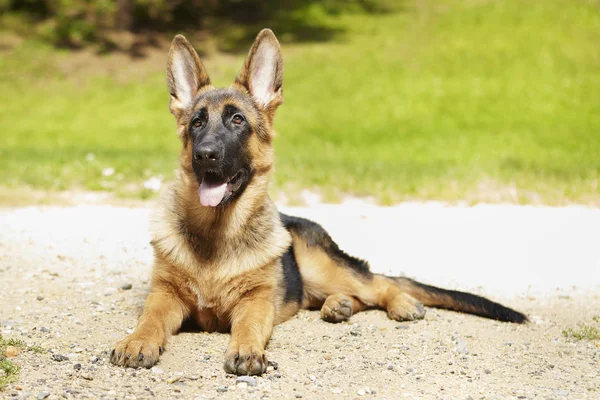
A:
387 293 426 321
224 344 267 376
320 294 354 323
110 334 163 368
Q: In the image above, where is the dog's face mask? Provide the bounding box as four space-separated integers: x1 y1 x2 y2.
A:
187 90 255 207
166 30 283 207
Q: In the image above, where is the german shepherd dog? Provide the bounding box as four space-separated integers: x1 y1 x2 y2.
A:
110 29 527 376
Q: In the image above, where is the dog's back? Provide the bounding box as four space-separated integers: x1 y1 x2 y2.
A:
111 29 526 377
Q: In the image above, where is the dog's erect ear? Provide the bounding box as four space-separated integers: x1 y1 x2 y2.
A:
236 29 283 110
166 35 210 118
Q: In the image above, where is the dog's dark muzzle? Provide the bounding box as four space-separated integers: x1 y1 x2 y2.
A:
193 141 223 168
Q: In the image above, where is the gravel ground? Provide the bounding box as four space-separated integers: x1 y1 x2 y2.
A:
1 204 599 399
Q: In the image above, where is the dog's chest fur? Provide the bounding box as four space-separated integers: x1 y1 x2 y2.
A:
149 181 291 317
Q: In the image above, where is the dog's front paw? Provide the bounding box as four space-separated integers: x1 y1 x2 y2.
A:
224 344 267 376
110 334 163 368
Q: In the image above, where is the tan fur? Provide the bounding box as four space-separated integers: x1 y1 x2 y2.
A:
290 230 425 321
111 29 296 375
111 28 519 377
110 29 426 374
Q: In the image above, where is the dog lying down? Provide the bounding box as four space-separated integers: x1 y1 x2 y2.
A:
110 29 527 376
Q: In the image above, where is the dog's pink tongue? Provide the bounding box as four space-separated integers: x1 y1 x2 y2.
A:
198 180 227 207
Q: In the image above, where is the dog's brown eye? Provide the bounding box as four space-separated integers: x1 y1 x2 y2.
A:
193 119 202 128
232 114 244 125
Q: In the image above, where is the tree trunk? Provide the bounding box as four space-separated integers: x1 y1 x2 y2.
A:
116 0 132 31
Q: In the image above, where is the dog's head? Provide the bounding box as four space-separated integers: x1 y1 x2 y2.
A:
166 29 283 207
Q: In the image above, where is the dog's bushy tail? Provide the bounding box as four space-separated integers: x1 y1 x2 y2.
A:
394 277 528 323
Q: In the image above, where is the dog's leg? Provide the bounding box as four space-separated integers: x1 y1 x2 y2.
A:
371 276 426 321
282 214 426 322
320 293 366 323
224 293 274 376
313 275 425 322
284 213 527 323
111 289 188 368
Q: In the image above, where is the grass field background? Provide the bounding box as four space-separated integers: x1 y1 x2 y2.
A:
1 0 599 204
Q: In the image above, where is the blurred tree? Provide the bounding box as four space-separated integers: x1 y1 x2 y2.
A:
0 0 394 49
116 0 132 30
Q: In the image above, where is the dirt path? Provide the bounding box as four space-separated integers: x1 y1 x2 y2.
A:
1 205 599 399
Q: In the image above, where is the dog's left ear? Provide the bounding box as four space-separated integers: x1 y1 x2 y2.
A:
236 29 284 112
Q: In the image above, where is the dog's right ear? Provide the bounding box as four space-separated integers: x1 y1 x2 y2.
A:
166 35 211 119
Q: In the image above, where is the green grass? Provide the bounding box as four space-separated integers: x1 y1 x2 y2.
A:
0 359 20 391
2 338 26 349
0 335 21 391
0 334 46 390
562 323 600 341
26 344 45 354
1 0 599 204
0 334 45 355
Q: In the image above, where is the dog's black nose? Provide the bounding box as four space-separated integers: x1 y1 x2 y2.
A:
194 143 221 163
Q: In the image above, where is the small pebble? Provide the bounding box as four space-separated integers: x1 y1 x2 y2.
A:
216 386 228 393
151 367 163 374
36 393 50 400
39 327 50 333
295 394 302 398
73 363 82 370
51 354 68 362
120 283 133 290
236 376 257 386
395 324 410 329
5 346 20 358
36 296 44 301
357 389 366 396
267 360 278 370
268 373 282 381
456 339 469 355
484 369 492 374
81 373 93 381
